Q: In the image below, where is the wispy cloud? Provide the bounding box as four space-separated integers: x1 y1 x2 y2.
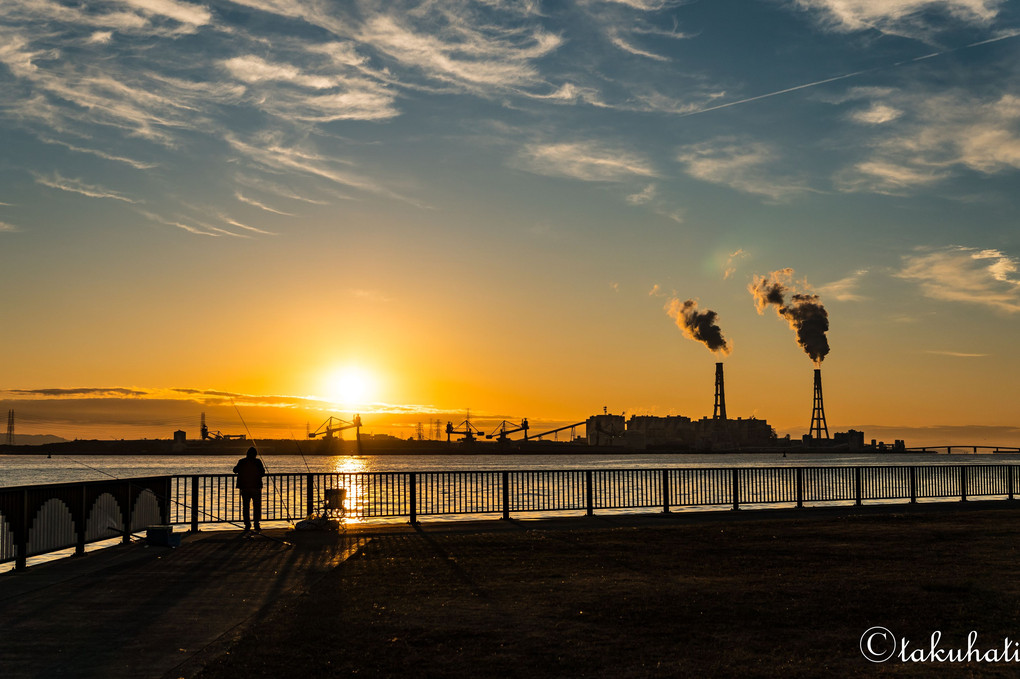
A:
836 90 1020 194
33 172 137 203
607 28 670 61
234 174 331 205
676 139 809 199
789 0 1004 39
0 221 20 233
226 134 411 202
837 161 947 193
137 209 224 237
0 0 208 36
723 249 749 280
626 183 657 204
122 0 213 27
39 137 157 170
849 103 903 125
223 55 337 89
924 350 990 357
353 8 562 92
518 141 657 182
219 215 276 236
817 269 869 301
9 387 151 398
897 245 1020 312
601 0 679 9
221 54 400 122
235 192 294 216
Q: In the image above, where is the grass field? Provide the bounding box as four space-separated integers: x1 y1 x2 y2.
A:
196 506 1020 678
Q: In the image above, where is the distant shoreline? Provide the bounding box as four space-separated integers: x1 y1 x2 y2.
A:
0 438 939 456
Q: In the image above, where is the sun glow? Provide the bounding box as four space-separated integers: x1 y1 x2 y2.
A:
323 366 377 406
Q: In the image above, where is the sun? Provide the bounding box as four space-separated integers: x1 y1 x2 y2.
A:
323 366 376 406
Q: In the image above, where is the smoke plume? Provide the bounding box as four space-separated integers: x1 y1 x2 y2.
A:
749 269 830 364
667 298 731 355
750 268 792 313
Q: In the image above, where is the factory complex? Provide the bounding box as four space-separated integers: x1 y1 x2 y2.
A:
583 363 877 452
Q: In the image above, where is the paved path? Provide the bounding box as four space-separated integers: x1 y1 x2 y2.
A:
1 499 1015 678
0 530 365 679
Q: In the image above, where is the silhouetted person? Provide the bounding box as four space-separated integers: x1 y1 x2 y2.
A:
233 447 266 533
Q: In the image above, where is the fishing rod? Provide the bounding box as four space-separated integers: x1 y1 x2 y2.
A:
231 400 303 523
58 454 292 547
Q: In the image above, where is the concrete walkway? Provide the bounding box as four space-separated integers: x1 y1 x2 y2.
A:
1 499 1015 679
0 529 366 679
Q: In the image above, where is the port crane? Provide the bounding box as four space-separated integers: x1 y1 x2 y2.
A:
308 415 362 441
446 411 485 443
485 419 529 443
200 413 246 441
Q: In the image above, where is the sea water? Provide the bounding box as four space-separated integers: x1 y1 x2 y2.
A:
4 450 1019 488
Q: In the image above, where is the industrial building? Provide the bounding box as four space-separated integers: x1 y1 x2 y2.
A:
584 363 776 451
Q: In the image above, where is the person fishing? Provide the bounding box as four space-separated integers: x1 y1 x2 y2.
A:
232 446 266 533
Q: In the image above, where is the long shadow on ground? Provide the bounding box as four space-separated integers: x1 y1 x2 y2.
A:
196 508 1020 678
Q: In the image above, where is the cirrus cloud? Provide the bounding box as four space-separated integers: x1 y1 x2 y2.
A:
517 141 657 182
896 245 1020 312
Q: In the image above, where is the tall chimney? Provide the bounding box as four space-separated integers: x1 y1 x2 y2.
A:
713 362 727 420
810 368 829 439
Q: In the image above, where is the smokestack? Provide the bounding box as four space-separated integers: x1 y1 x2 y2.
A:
713 362 726 420
810 368 829 440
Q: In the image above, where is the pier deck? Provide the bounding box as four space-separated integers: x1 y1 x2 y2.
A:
4 501 1020 678
0 528 364 679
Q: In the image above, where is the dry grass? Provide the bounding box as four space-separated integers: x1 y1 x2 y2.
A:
196 508 1020 678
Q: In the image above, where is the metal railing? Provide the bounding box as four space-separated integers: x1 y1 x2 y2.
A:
3 465 1017 570
0 477 171 570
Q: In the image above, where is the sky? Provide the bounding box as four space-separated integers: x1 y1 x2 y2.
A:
1 0 1020 446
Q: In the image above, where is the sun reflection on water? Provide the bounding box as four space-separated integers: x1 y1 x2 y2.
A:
328 456 368 474
324 455 369 522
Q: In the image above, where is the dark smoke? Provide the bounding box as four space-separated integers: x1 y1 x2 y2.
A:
749 269 830 364
749 268 793 313
667 298 731 355
780 293 829 363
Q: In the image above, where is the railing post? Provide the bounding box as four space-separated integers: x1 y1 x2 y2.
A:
586 470 594 517
306 473 315 517
190 475 200 533
909 467 917 504
662 469 670 514
961 466 968 502
796 468 804 509
732 468 740 511
122 481 132 543
502 471 510 520
855 467 862 506
76 483 87 556
409 473 418 525
1010 466 1015 501
16 488 28 571
162 477 173 525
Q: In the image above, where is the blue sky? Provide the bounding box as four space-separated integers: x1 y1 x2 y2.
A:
1 0 1019 444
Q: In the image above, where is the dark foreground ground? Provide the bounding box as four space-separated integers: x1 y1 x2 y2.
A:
196 505 1020 678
